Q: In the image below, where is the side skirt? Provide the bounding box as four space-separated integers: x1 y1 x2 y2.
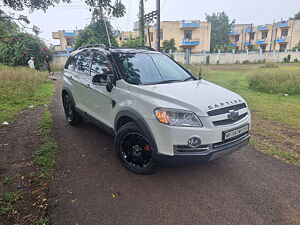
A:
75 107 114 136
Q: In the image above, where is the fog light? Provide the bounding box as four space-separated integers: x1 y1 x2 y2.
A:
188 136 202 148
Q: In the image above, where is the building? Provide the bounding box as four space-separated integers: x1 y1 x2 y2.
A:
52 30 80 51
229 20 300 52
116 31 139 46
145 20 211 53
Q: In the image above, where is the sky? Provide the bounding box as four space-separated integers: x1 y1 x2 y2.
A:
2 0 299 45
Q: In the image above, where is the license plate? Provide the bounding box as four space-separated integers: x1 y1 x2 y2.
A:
223 125 249 140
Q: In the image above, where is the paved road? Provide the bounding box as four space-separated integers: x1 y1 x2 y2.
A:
49 73 300 225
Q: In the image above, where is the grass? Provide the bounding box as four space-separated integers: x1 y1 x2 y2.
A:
2 176 13 184
33 109 56 181
0 191 21 215
185 64 300 165
248 67 300 95
0 65 55 125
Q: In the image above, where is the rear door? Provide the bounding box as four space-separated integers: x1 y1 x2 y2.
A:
72 50 93 112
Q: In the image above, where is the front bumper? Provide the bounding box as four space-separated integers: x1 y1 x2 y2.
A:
153 133 250 164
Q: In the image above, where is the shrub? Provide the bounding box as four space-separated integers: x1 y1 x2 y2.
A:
205 55 210 65
242 60 251 64
294 58 299 63
283 54 291 63
0 33 52 69
248 68 300 95
260 63 278 68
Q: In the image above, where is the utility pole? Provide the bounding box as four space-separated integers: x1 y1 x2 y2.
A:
99 2 111 47
156 0 161 51
144 11 157 48
139 0 145 45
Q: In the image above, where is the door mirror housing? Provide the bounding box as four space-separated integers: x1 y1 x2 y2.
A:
92 73 114 92
92 74 108 86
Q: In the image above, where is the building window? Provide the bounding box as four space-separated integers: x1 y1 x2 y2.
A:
281 28 288 37
280 44 287 52
234 35 239 42
160 30 163 40
184 30 192 40
66 38 75 46
261 31 268 39
249 32 255 40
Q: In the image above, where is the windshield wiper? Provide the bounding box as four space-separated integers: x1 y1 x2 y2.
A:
184 77 194 81
148 79 183 85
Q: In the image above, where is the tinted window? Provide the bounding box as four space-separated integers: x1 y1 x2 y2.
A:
90 53 112 76
113 53 191 85
65 55 76 70
74 51 92 74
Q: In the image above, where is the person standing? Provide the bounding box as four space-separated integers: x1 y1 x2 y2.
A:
28 57 35 69
44 55 51 73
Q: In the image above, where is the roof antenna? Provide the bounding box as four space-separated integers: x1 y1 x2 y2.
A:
99 2 112 47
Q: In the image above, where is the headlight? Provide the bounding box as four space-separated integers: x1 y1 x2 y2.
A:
154 108 202 127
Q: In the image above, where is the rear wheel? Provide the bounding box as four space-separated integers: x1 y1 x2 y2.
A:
115 122 160 175
63 94 83 125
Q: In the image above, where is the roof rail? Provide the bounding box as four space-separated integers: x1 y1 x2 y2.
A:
117 46 157 51
78 44 109 50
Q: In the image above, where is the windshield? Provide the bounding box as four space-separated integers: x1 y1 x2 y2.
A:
112 53 193 85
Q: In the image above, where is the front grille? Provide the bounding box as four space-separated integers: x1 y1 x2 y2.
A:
207 103 247 116
213 113 248 126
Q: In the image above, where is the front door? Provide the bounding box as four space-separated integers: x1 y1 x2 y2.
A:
87 53 117 128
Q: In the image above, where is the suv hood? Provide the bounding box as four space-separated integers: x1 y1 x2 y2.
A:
129 80 246 116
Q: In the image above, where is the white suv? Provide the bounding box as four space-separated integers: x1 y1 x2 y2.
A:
62 45 251 174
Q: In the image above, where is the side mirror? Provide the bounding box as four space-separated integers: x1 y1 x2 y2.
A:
92 74 108 86
92 74 114 92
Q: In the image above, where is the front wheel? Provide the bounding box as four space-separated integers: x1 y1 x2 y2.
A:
115 122 160 175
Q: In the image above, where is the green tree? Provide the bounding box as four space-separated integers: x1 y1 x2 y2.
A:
1 0 71 11
162 38 177 53
74 19 118 49
0 9 19 41
0 33 52 68
294 12 300 20
206 12 235 52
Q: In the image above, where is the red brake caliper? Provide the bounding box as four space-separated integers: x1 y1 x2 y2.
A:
144 144 151 152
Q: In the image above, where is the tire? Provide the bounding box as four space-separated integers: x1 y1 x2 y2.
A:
63 94 83 126
115 122 160 175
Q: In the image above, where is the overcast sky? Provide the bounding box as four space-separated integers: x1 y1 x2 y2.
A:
2 0 299 45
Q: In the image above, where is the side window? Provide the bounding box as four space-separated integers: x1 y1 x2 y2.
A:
64 55 76 70
74 51 92 74
90 53 112 76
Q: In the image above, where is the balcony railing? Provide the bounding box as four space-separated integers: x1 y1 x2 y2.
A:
276 22 289 28
230 31 239 36
275 36 288 43
244 40 253 46
258 25 268 31
181 38 200 46
256 39 266 45
180 20 200 28
64 31 77 37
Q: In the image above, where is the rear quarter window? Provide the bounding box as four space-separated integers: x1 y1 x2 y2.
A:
64 55 76 70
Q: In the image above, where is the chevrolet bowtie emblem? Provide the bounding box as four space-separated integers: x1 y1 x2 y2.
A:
228 110 239 120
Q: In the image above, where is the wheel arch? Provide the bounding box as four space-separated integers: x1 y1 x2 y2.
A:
62 87 76 106
114 109 158 154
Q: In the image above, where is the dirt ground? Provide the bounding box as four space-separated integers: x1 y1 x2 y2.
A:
0 106 49 224
48 73 300 225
